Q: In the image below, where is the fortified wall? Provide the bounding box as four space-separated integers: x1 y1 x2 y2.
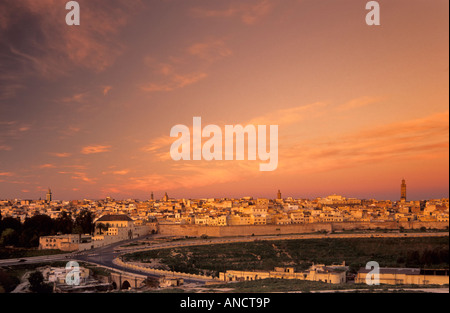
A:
157 221 449 237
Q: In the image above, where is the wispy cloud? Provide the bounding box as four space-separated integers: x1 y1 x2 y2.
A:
0 172 14 177
39 164 56 169
101 164 240 197
60 93 88 103
279 111 449 173
141 72 208 92
0 0 143 77
0 145 12 151
81 145 111 155
49 152 72 158
0 120 32 151
103 86 112 96
102 169 130 176
336 96 382 112
141 38 232 93
0 0 143 106
142 101 329 162
188 39 233 62
191 0 275 25
58 171 96 184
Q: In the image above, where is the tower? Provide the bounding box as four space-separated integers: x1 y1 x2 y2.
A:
46 188 52 202
163 192 169 202
400 179 406 202
150 192 154 201
277 189 282 200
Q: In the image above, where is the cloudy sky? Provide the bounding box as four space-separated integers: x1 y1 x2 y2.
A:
0 0 448 201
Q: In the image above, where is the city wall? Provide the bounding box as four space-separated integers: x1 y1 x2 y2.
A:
157 221 449 237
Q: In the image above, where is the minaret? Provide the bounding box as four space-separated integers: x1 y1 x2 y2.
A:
277 189 282 200
46 188 52 202
400 179 407 202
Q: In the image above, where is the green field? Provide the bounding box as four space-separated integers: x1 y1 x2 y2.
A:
124 236 449 277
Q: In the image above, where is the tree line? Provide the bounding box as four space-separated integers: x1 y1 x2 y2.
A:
0 210 94 248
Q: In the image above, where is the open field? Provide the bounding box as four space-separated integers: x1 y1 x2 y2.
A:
124 236 449 277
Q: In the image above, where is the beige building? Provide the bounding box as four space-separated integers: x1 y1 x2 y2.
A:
39 234 91 251
40 214 152 251
220 263 348 284
355 268 449 286
159 276 184 288
93 214 151 242
47 266 90 285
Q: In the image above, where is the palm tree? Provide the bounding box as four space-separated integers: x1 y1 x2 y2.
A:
96 223 108 235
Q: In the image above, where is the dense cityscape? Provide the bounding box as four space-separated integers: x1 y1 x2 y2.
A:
1 181 448 228
0 181 448 294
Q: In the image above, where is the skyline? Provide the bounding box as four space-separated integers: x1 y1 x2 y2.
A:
2 179 447 203
0 0 449 201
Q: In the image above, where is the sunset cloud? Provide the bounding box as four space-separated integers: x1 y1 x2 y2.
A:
191 0 275 25
39 164 56 169
188 39 233 62
61 93 88 103
50 152 72 158
101 165 241 197
336 96 382 112
59 171 96 184
279 111 449 174
103 86 113 96
102 169 130 176
81 145 111 155
141 72 208 92
0 0 143 77
141 38 232 93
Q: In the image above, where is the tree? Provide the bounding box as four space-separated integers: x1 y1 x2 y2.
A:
0 217 21 234
0 228 19 247
406 250 420 267
74 210 94 234
28 271 52 293
0 270 20 293
96 223 108 235
19 215 56 247
55 211 73 234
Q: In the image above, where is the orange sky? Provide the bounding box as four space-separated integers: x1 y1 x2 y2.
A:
0 0 448 200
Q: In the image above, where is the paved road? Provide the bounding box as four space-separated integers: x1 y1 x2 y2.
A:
0 236 146 267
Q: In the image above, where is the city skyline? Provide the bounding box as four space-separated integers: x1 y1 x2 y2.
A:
0 0 449 201
2 179 447 203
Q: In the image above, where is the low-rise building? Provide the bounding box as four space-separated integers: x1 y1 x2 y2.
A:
219 263 348 284
355 267 449 286
39 234 90 251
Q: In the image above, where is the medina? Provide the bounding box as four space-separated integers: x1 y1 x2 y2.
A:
169 117 278 172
